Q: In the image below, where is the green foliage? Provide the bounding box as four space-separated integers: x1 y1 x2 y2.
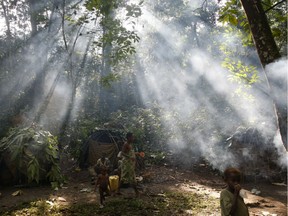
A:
109 105 167 152
222 58 259 85
85 0 118 15
27 156 40 184
264 0 287 55
107 104 227 154
214 24 259 99
61 118 102 160
218 0 243 25
221 58 259 101
126 3 143 17
80 0 142 68
218 0 253 47
100 17 140 65
0 126 64 185
100 73 120 87
218 0 287 54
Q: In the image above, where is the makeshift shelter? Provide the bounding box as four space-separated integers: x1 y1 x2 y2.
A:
80 129 125 168
0 127 61 186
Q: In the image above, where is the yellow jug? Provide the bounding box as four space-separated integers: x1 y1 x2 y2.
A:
109 175 119 191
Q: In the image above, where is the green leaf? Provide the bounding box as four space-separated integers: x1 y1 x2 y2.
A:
229 15 238 26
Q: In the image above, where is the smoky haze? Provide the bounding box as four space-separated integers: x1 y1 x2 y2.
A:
0 0 286 174
134 0 287 171
0 0 93 134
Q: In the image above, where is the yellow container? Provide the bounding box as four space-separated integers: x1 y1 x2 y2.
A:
109 175 119 191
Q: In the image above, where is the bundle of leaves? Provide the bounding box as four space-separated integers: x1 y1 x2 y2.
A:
0 126 64 185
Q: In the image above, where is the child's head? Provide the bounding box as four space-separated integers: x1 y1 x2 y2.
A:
223 167 242 187
101 153 106 160
126 132 134 142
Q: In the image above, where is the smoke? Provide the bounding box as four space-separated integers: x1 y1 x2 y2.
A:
134 0 287 171
265 58 288 109
0 0 92 134
0 0 286 173
265 59 288 167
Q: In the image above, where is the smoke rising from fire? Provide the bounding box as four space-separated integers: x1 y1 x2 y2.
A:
134 0 287 171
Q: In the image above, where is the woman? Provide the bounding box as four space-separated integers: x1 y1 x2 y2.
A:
119 132 139 196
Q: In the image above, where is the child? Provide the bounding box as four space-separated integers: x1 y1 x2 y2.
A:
220 167 249 216
95 153 111 175
95 167 110 208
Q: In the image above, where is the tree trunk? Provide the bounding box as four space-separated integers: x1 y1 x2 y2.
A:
240 0 287 149
27 0 38 36
58 85 76 149
99 14 114 116
1 0 12 39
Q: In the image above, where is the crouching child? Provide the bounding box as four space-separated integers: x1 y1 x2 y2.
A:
95 167 111 208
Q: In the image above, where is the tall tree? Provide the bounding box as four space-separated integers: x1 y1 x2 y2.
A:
239 0 287 148
84 0 141 115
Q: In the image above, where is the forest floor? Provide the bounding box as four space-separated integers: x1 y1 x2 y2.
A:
0 163 287 216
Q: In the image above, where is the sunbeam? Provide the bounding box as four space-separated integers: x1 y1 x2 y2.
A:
134 0 287 171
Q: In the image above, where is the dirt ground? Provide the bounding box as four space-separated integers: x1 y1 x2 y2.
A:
0 164 287 216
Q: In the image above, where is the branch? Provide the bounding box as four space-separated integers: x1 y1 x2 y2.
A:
201 0 208 10
264 0 286 13
61 0 68 51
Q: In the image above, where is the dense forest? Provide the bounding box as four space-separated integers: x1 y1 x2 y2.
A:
0 0 287 196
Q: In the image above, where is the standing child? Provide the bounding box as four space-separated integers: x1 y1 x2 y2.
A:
95 167 110 208
220 167 249 216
